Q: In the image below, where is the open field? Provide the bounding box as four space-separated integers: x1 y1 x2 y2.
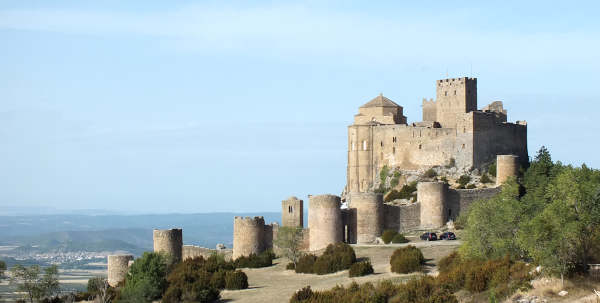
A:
220 239 461 303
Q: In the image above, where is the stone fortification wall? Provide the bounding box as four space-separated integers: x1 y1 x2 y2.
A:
233 216 265 259
263 222 279 251
153 228 183 263
308 194 342 251
341 208 357 244
282 197 303 228
472 111 528 168
348 192 383 244
183 245 232 261
496 155 520 185
418 182 447 229
107 255 133 287
447 187 501 221
383 203 421 232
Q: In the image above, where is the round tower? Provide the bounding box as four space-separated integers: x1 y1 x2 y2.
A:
232 216 265 259
309 194 342 251
496 155 519 186
107 254 133 287
153 228 183 263
349 192 383 244
418 182 447 229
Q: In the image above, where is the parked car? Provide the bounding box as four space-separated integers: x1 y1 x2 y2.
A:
420 232 437 241
439 232 456 240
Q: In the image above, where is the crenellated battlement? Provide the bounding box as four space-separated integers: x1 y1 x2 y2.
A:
234 216 265 226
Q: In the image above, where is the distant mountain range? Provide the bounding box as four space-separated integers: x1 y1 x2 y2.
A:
0 212 301 255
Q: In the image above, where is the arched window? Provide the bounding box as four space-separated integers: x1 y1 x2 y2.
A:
288 206 293 213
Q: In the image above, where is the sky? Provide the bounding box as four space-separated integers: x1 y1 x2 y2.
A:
0 1 599 213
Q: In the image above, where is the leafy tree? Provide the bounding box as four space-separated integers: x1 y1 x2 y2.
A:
274 227 304 266
119 252 169 303
520 146 561 216
10 264 60 303
460 179 523 259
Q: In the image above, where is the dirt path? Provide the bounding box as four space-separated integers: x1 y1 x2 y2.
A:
220 240 460 303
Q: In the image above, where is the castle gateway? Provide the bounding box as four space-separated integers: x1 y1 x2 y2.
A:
347 77 528 193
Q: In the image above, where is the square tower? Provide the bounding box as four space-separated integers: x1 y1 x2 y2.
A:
435 77 477 129
282 197 303 228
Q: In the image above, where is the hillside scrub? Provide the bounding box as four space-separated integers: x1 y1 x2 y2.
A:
234 250 276 268
162 255 248 303
384 182 417 202
460 146 600 284
389 246 424 274
348 260 374 277
294 243 357 275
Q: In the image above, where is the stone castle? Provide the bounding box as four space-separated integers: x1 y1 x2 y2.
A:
348 77 527 192
107 77 529 283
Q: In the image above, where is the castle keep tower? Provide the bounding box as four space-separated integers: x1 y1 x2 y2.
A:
418 182 447 229
282 196 303 228
309 194 342 251
429 77 477 129
348 192 383 244
153 228 183 263
107 255 133 287
233 216 265 259
496 155 519 185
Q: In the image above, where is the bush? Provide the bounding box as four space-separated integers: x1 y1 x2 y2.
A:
295 243 357 275
286 262 296 270
390 246 424 274
290 286 314 302
349 260 374 277
424 168 437 178
488 161 497 176
209 269 226 289
234 250 275 268
391 234 409 244
295 254 317 274
384 182 417 202
466 184 476 189
162 256 225 303
446 157 456 168
225 270 248 290
381 229 398 244
480 173 492 184
457 175 471 187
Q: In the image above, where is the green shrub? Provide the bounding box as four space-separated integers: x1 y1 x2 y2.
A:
424 168 437 178
457 175 471 187
286 262 296 270
480 173 492 184
290 286 314 302
390 246 424 274
488 161 497 176
234 250 275 268
209 269 226 289
391 234 409 244
466 184 476 189
295 243 357 275
295 254 317 274
348 260 374 277
381 229 398 244
225 270 248 290
384 182 417 202
440 176 448 183
163 257 221 303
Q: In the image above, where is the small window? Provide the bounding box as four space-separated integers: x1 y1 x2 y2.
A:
351 142 355 150
454 90 456 95
288 206 293 213
362 140 367 150
418 144 422 150
462 144 465 149
445 91 448 96
380 141 383 147
393 147 396 154
448 209 452 218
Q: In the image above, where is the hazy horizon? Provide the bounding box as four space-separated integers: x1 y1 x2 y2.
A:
1 1 599 213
